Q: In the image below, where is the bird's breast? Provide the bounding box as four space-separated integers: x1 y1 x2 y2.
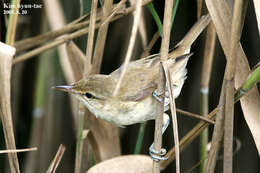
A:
90 96 157 127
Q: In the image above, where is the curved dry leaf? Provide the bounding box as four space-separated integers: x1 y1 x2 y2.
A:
253 0 260 37
86 155 153 173
44 0 74 84
65 41 85 81
129 0 148 48
0 42 20 172
236 56 260 155
205 0 260 155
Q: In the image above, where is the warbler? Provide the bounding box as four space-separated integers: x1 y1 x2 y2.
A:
54 14 211 161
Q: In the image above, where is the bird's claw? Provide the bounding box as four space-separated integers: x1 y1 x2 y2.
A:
152 90 164 103
149 145 168 162
152 91 170 110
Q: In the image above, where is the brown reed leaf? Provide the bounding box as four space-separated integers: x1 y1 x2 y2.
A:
206 0 260 156
253 0 260 37
0 42 20 172
66 41 85 81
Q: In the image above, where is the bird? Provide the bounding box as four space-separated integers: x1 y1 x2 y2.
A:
54 14 211 161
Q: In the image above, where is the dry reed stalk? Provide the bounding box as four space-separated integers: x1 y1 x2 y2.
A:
0 42 20 172
46 144 66 173
0 147 37 154
223 0 245 172
113 0 143 96
153 0 176 173
198 2 216 172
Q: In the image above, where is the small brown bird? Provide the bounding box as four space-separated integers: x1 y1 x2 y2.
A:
54 14 211 161
54 53 190 125
54 53 190 161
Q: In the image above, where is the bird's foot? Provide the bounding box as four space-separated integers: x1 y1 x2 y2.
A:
152 90 170 109
152 90 165 103
149 144 168 162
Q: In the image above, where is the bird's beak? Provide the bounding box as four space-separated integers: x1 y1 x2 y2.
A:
52 85 74 93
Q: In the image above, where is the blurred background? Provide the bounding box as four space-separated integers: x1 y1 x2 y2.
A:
0 0 260 172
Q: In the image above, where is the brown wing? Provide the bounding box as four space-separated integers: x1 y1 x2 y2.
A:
110 55 160 101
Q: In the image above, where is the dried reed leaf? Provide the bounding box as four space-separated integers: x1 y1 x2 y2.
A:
238 86 260 154
86 155 152 173
0 42 20 172
91 0 113 73
65 41 85 81
140 32 160 58
130 0 148 48
197 0 203 19
171 14 211 58
205 0 260 155
84 0 98 75
44 0 74 84
253 0 260 36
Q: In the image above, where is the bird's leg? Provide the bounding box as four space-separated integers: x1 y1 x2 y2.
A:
152 89 170 110
149 113 170 161
152 90 164 102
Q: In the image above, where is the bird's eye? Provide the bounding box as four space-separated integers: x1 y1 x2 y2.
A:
85 93 94 99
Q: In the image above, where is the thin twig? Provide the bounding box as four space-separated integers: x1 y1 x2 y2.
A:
162 61 180 173
204 80 226 173
176 109 214 124
13 0 153 65
100 0 127 28
46 144 66 173
153 1 175 173
140 31 160 59
160 107 217 170
91 0 114 73
14 0 152 54
113 0 143 96
0 147 37 154
84 0 98 75
13 22 96 65
14 21 90 52
153 65 166 173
